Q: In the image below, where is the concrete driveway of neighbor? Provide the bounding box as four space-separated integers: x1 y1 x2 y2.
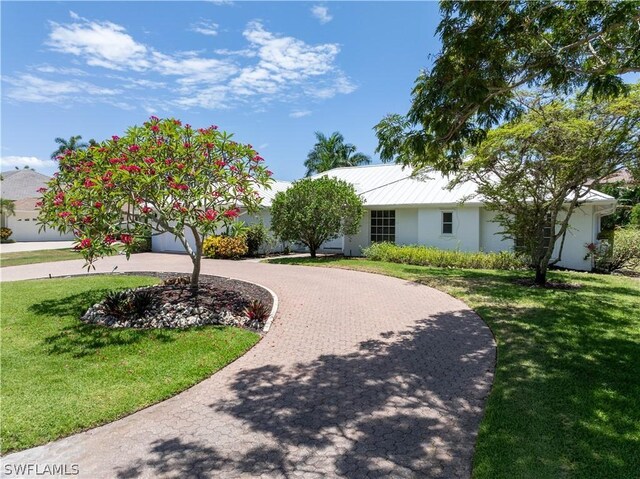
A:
0 241 75 253
1 253 496 479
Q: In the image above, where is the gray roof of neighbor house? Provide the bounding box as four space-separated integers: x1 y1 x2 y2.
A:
1 169 51 201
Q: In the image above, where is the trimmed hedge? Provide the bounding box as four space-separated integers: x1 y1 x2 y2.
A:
363 242 527 270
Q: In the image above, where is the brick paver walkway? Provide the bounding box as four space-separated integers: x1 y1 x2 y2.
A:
1 254 495 478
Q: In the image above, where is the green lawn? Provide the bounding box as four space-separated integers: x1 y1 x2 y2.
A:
267 256 640 479
1 275 260 454
0 249 83 268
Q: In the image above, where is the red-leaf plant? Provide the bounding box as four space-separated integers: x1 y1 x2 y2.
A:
38 117 273 287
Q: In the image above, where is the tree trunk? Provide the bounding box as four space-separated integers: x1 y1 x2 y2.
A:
189 227 203 289
535 264 547 286
190 249 201 289
309 248 317 258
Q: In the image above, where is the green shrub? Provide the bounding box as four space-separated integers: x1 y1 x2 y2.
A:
246 222 268 256
0 227 13 241
102 289 155 319
592 227 640 272
131 236 151 253
630 204 640 227
203 235 248 259
362 242 527 270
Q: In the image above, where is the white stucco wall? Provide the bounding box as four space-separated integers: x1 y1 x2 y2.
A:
6 212 74 242
416 207 480 251
479 205 597 271
480 208 514 252
151 204 604 271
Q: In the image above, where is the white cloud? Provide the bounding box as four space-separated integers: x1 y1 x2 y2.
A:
290 110 311 118
47 19 150 71
229 21 340 96
311 5 333 24
214 48 257 58
34 64 88 76
1 156 56 170
190 20 219 36
206 0 234 5
3 74 121 104
306 74 357 99
152 52 237 85
10 16 356 111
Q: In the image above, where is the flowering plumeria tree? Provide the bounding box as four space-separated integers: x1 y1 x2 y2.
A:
38 117 273 287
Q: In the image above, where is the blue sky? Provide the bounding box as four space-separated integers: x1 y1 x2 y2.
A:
1 1 441 180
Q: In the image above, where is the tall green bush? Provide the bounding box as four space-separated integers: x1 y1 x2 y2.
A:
246 222 268 256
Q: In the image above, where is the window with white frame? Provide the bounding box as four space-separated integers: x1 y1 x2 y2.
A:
370 210 395 243
441 211 453 235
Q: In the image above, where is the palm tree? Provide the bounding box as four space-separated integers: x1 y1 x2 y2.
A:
50 135 89 159
0 198 15 228
304 131 371 176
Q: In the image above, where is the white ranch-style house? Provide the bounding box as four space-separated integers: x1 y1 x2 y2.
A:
152 164 616 271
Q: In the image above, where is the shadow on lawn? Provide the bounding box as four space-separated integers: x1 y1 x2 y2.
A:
29 288 175 358
114 309 495 478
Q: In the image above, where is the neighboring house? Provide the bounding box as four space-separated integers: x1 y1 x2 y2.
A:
600 167 636 185
152 164 616 271
0 169 74 242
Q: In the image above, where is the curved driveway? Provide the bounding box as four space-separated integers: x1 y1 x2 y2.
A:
2 253 495 478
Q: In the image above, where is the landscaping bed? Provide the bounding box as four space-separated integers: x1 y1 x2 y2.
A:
83 274 273 330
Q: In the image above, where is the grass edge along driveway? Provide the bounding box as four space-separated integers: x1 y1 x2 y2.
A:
1 275 260 454
267 256 640 479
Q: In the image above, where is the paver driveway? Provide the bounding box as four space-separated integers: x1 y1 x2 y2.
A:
1 253 495 478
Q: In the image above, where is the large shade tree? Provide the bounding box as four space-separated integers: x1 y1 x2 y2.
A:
452 87 640 285
304 131 370 176
375 0 640 173
38 117 273 286
271 177 364 257
50 135 89 160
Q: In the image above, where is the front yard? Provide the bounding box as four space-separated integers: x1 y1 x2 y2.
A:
0 275 259 454
268 257 640 479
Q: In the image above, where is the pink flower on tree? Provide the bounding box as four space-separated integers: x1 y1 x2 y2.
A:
223 208 240 219
120 234 133 245
202 209 218 221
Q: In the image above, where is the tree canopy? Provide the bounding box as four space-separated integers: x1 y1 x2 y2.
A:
50 135 89 160
375 1 640 173
452 86 639 285
39 117 273 286
271 176 364 257
304 131 370 176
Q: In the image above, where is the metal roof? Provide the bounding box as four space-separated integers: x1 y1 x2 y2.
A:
255 179 292 207
310 164 615 207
